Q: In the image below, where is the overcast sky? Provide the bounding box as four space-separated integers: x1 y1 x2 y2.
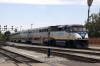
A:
0 0 100 32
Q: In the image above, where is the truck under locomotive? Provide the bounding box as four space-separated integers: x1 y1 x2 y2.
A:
10 24 88 48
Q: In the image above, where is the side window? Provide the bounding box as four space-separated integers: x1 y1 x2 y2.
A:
34 38 40 40
73 27 78 31
67 27 71 32
33 30 34 33
79 27 83 31
58 28 62 31
29 31 30 33
50 26 58 31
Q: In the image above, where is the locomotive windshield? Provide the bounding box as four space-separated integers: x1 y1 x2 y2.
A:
72 26 86 32
64 25 87 32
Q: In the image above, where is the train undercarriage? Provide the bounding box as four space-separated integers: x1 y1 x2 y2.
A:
43 39 88 48
11 39 88 48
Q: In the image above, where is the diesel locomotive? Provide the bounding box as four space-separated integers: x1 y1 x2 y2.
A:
10 24 88 48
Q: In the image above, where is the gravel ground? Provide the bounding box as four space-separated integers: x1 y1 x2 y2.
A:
1 42 100 66
3 46 73 63
0 57 13 63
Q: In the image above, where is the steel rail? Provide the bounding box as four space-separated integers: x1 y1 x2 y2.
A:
0 48 32 66
5 45 100 63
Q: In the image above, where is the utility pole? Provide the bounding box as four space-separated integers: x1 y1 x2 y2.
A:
20 26 22 31
31 24 33 29
0 25 1 33
48 26 51 46
87 0 93 22
99 9 100 17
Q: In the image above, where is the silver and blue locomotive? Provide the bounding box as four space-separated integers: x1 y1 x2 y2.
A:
10 24 88 48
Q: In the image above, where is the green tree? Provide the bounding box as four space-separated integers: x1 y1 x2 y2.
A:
4 31 11 41
85 11 100 38
0 32 4 41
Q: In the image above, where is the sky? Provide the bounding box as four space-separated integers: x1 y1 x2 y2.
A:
0 0 100 32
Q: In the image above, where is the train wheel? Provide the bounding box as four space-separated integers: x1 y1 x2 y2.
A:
25 41 28 44
30 41 32 44
52 41 56 46
68 41 75 48
65 42 69 48
18 40 21 43
43 41 48 46
81 41 88 48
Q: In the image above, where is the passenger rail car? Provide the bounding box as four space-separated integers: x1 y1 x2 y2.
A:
10 24 88 48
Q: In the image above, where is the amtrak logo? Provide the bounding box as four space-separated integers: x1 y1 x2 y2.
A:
81 34 85 36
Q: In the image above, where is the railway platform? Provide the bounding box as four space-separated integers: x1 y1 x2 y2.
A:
0 62 100 66
7 42 100 50
0 63 65 66
2 46 70 63
89 44 100 49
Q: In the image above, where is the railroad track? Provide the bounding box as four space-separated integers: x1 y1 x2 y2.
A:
7 44 100 56
5 45 100 63
0 47 42 66
6 42 100 51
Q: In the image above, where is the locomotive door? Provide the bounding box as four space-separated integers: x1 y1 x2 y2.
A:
67 27 71 39
48 26 51 45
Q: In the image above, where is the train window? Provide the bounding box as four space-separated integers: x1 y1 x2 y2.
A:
41 30 43 32
40 30 43 32
83 28 86 31
28 37 32 40
67 27 71 32
37 30 39 32
73 27 78 31
44 29 48 32
34 38 40 40
39 29 47 32
42 30 44 32
39 30 41 32
79 28 83 31
32 30 34 33
45 29 48 32
51 27 58 31
58 28 62 31
29 31 31 33
36 30 38 33
41 30 42 32
41 29 43 32
34 30 36 33
44 29 46 32
43 29 45 32
73 27 86 32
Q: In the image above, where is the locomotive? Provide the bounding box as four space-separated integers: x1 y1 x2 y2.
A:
10 24 88 48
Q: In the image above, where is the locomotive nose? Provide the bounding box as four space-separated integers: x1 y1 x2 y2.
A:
81 34 85 39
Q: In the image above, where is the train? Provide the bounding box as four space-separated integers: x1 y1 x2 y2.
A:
10 24 88 48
